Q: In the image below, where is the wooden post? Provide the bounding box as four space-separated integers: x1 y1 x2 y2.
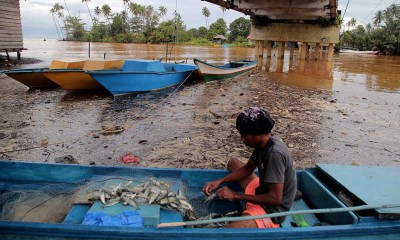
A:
258 40 264 70
305 43 310 60
290 42 295 59
255 40 259 66
315 43 320 61
17 50 21 60
327 43 334 61
5 49 10 61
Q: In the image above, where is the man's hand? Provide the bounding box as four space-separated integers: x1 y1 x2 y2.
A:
202 179 222 196
216 186 236 201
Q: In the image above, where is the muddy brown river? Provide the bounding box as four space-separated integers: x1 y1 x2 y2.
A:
0 39 399 169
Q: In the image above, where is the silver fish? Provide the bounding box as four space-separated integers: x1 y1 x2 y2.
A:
99 189 106 204
205 192 217 202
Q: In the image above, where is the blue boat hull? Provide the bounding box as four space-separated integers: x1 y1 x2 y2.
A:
90 71 194 96
87 60 198 96
0 160 399 240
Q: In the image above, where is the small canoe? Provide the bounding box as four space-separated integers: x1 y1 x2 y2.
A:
339 49 379 55
194 58 257 82
0 160 399 239
88 59 198 97
43 60 124 91
2 60 86 89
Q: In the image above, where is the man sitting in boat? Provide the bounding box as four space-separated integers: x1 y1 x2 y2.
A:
203 107 297 228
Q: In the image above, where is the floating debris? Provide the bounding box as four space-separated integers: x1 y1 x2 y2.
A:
101 125 124 135
120 153 140 164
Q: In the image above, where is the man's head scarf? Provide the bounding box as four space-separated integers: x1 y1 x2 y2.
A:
236 107 275 136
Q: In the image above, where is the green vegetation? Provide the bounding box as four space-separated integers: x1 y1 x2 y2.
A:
49 1 253 47
339 4 400 55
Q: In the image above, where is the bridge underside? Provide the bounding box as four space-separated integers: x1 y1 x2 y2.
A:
203 0 340 66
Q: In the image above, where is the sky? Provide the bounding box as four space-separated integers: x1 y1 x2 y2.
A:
19 0 398 39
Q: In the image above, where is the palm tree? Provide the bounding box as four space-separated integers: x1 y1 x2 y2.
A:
122 0 130 12
82 0 94 26
102 4 111 24
94 6 101 22
348 18 357 30
373 10 383 28
365 23 372 33
50 3 65 39
158 6 167 22
202 7 210 27
121 0 130 32
220 6 226 19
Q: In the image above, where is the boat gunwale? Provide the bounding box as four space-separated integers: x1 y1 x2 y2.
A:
1 218 400 239
1 160 400 238
193 58 257 71
87 67 198 76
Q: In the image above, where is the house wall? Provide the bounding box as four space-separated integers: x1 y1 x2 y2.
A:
0 0 24 53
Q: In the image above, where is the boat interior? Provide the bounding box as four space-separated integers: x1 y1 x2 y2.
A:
0 161 398 229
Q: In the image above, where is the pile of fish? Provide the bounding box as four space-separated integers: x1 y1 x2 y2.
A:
88 178 196 221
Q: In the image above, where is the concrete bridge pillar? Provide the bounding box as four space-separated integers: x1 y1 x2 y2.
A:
266 41 272 59
255 40 264 70
300 42 307 60
327 43 334 61
251 23 339 64
277 41 285 59
315 43 321 61
305 44 310 60
289 42 295 59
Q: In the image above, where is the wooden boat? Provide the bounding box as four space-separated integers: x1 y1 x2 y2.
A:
1 60 87 89
0 159 399 239
88 59 198 97
43 60 125 91
339 48 379 55
193 58 257 82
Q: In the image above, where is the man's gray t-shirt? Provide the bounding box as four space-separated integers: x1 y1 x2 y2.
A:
250 135 297 224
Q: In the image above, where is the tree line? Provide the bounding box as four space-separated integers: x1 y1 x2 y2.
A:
50 1 251 47
339 4 400 55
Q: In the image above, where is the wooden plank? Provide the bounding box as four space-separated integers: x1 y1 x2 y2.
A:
0 35 24 40
0 47 25 51
0 5 20 13
317 164 400 219
1 1 19 9
0 43 24 47
0 29 22 34
0 0 20 5
0 2 20 8
0 32 23 37
1 13 23 20
0 40 24 44
0 22 22 28
0 16 22 23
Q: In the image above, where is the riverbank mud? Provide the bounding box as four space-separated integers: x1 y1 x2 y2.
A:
1 56 399 169
0 68 333 169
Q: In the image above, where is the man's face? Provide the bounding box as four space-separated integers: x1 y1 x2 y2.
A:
240 134 258 148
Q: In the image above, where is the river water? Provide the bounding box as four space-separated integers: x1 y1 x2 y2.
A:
1 39 399 167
